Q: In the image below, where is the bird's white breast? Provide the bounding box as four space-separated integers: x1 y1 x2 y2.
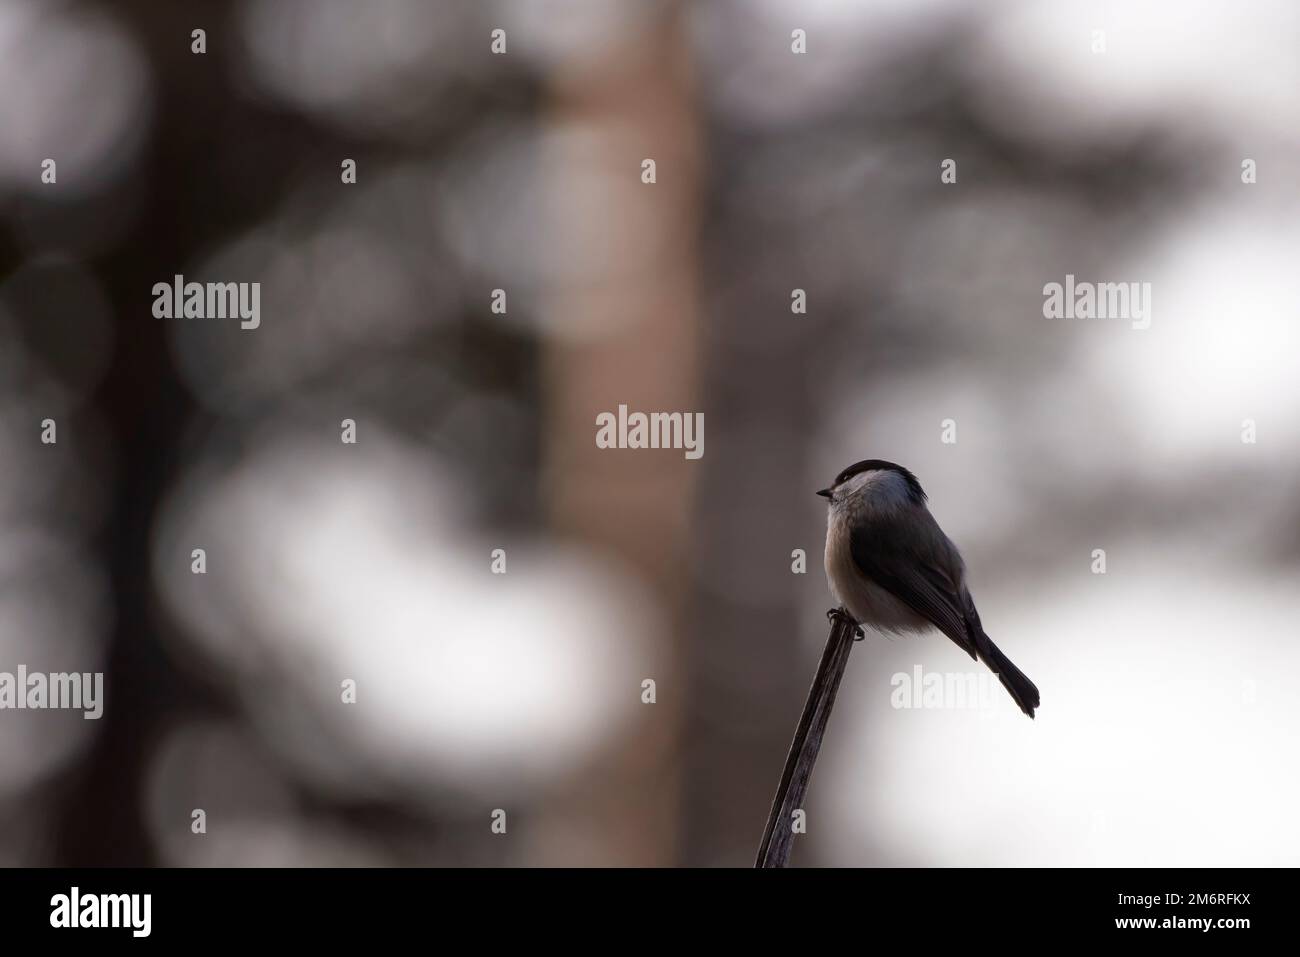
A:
824 506 930 635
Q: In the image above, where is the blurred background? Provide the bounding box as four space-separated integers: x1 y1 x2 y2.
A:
2 0 1299 866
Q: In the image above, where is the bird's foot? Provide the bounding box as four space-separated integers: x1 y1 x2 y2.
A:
826 607 865 640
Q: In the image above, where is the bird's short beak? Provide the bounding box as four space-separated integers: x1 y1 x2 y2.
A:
816 488 833 499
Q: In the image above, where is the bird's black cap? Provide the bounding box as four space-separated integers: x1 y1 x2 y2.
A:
826 459 926 504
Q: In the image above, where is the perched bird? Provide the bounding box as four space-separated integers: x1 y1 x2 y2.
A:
818 459 1040 718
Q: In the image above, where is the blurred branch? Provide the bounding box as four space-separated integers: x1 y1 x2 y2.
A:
754 612 858 868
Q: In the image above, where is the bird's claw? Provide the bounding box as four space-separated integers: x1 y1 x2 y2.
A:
826 607 866 640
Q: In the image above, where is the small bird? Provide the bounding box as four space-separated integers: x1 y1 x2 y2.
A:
818 459 1040 718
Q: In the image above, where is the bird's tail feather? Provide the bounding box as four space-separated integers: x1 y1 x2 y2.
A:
974 632 1040 719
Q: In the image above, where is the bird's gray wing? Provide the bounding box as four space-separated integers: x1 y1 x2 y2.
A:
848 508 977 659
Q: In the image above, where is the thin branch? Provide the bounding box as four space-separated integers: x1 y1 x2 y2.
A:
754 612 858 868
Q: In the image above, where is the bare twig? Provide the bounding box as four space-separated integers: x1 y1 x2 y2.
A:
754 612 858 868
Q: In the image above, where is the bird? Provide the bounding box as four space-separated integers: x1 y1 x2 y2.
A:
818 459 1040 718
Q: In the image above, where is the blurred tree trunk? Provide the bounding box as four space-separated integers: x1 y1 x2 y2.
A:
538 9 701 865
